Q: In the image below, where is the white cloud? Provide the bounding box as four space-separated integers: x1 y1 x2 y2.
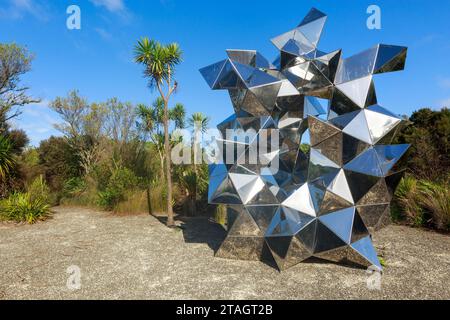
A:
0 0 50 21
95 28 113 41
438 98 450 107
89 0 132 23
437 77 450 89
12 101 61 146
30 99 51 108
413 34 441 47
89 0 125 13
159 0 174 8
24 101 58 123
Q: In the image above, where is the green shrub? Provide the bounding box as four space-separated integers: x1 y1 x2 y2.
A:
17 148 42 187
38 136 81 191
91 162 111 192
0 176 52 223
63 177 87 197
97 166 139 209
59 177 98 207
0 192 50 224
97 189 120 209
27 175 51 204
177 167 209 216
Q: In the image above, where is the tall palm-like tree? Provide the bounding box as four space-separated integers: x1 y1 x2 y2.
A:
178 167 208 216
188 112 209 132
134 38 182 227
170 103 186 130
137 98 185 184
137 98 165 181
186 112 209 214
188 112 210 174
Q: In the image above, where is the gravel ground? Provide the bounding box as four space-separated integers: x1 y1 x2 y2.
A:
0 206 449 300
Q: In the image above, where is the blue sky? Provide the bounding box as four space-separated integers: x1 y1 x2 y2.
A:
1 0 450 146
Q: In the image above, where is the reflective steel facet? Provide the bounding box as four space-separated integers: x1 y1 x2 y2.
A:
200 7 409 271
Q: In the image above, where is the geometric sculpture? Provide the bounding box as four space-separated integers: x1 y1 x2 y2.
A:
199 8 409 271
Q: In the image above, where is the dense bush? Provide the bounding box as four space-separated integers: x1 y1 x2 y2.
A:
59 176 98 207
97 166 139 210
17 148 41 185
7 129 29 155
38 136 81 191
27 175 52 204
394 108 449 182
176 164 208 216
63 177 87 198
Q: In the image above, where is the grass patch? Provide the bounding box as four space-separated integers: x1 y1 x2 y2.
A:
394 175 450 231
113 189 149 214
378 257 387 267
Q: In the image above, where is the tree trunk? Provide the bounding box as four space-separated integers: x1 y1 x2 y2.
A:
192 127 198 211
193 129 198 176
189 197 195 216
163 98 175 227
184 189 195 217
146 185 153 216
192 185 197 216
158 152 165 183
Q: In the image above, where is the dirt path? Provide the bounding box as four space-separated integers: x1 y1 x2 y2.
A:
0 206 449 299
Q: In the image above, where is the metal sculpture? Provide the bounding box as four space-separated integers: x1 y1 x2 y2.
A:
200 7 409 271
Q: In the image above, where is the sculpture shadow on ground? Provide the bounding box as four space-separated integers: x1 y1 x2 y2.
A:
153 214 227 253
177 216 227 253
178 216 283 269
